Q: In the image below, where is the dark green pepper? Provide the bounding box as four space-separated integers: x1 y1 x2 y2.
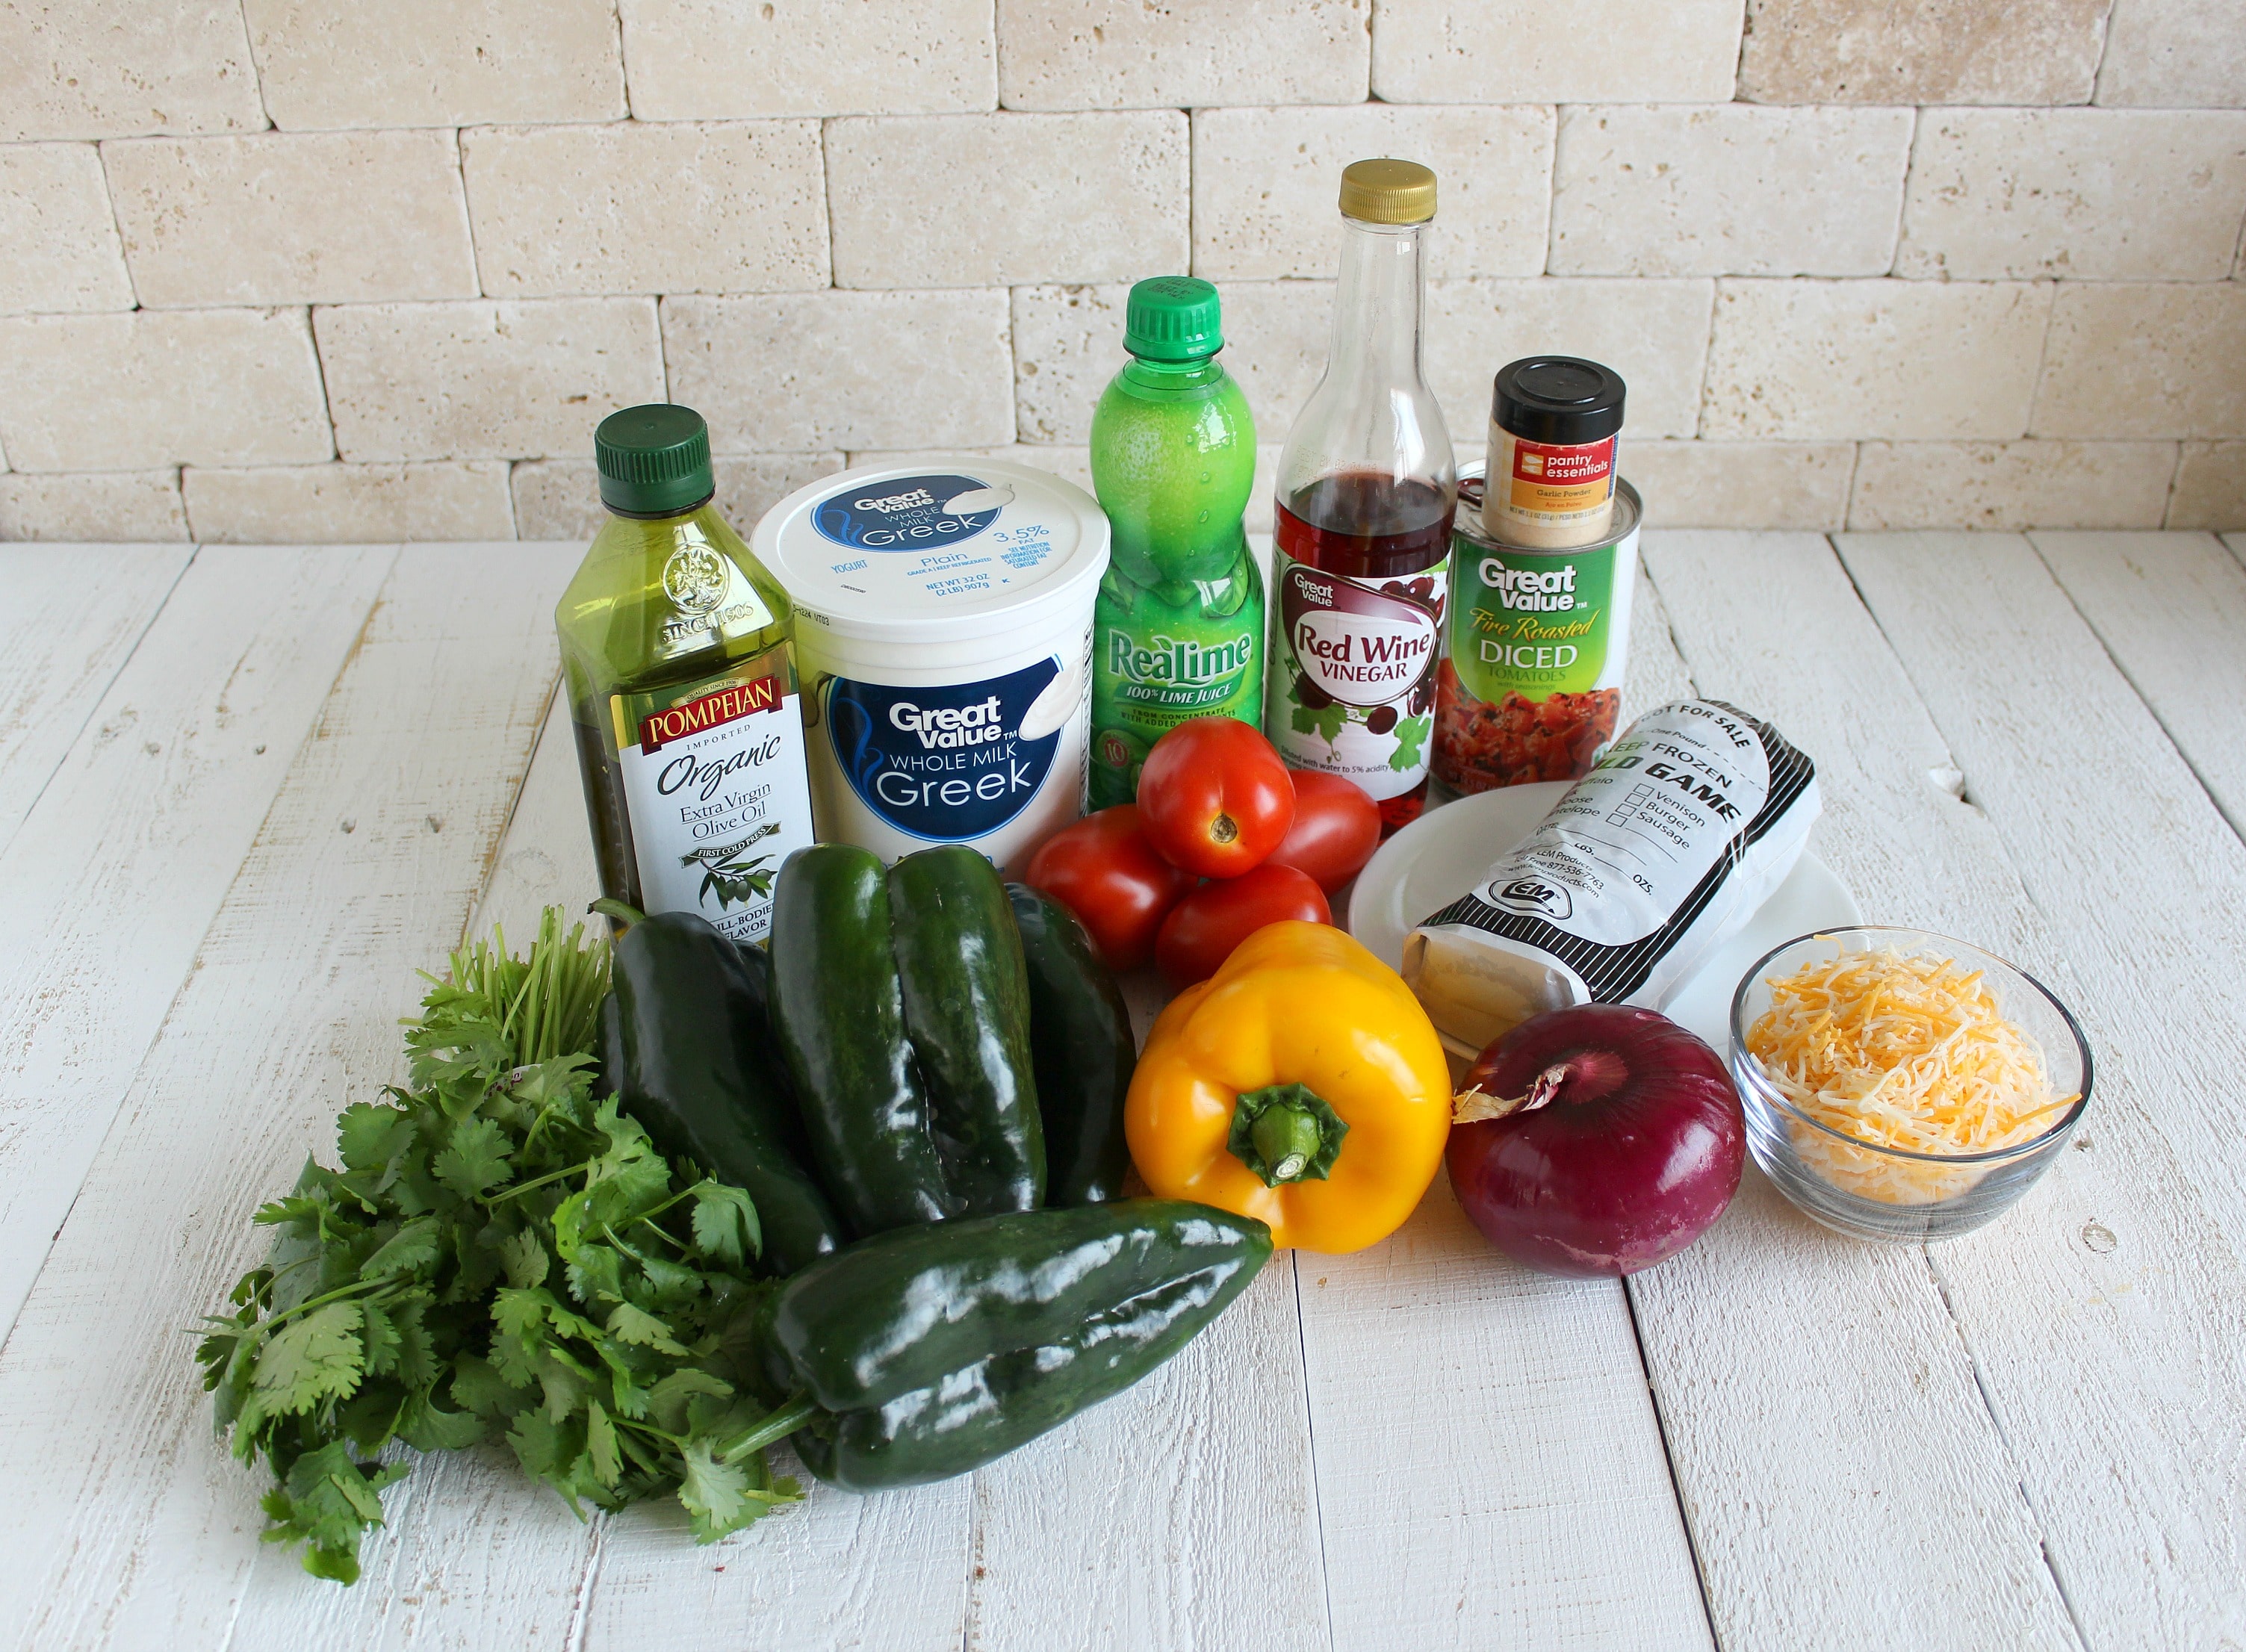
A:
889 845 1043 1214
1008 883 1135 1205
759 1199 1271 1491
769 844 1046 1233
598 901 843 1276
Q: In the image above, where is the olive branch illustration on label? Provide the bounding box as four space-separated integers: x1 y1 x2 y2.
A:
679 819 782 911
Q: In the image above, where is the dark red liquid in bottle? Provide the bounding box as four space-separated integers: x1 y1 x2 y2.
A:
1274 471 1458 834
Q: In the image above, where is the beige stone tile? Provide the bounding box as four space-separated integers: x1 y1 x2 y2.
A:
1373 0 1743 103
663 289 1014 449
1011 285 1129 446
0 143 133 311
462 121 827 296
848 444 1096 495
618 0 995 118
0 309 331 471
1896 111 2246 282
2167 443 2246 530
1702 279 2050 441
1011 283 1303 450
2033 283 2246 440
1618 440 1855 527
0 470 189 540
1427 278 1716 440
1847 440 2177 530
996 0 1368 109
2097 0 2246 108
0 1 264 141
827 112 1186 288
316 299 665 463
241 0 625 129
1191 105 1554 281
1736 0 2109 103
1551 105 1912 277
182 461 516 541
1211 279 1341 444
104 130 479 306
511 453 846 541
1152 277 1713 450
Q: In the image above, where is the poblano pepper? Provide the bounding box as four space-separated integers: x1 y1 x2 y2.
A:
744 1199 1271 1491
597 901 844 1275
769 843 1044 1234
1008 883 1135 1205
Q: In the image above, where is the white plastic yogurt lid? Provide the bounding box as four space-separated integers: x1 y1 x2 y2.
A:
751 458 1110 642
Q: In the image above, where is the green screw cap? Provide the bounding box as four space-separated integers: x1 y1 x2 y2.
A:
595 403 714 517
1123 276 1224 362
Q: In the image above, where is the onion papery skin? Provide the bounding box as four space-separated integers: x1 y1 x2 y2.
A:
1447 1004 1745 1279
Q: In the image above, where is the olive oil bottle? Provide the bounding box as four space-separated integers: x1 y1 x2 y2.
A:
556 404 816 944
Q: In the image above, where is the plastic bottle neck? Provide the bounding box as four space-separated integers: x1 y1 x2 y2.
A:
1325 215 1432 397
1118 353 1228 394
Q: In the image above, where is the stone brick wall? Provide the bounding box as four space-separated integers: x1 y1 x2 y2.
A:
1 0 2242 542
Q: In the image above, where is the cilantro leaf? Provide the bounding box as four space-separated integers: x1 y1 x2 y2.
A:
607 1302 692 1359
432 1117 512 1200
359 1216 441 1281
252 1302 365 1415
689 1182 762 1270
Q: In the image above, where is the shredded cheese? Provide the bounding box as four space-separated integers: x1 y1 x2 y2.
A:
1744 945 2079 1205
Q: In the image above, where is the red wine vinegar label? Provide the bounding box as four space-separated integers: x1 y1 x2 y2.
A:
1265 550 1448 802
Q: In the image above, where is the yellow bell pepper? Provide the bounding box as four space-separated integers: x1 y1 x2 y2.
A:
1125 921 1451 1253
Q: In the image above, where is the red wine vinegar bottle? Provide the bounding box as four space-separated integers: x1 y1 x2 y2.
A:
1262 158 1457 836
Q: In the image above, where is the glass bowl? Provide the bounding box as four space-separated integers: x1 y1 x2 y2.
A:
1728 926 2092 1243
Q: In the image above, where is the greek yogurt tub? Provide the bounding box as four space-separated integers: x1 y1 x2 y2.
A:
751 459 1110 876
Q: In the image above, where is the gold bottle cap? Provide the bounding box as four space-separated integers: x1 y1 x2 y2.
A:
1338 158 1437 225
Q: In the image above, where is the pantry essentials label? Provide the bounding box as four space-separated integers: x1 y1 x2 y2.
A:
1267 551 1446 802
612 643 816 944
1497 431 1615 526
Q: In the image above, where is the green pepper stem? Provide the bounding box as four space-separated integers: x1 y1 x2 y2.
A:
590 898 647 929
1227 1082 1350 1187
718 1391 820 1465
1252 1105 1324 1182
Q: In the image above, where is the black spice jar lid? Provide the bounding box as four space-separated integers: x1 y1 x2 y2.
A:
1492 356 1627 445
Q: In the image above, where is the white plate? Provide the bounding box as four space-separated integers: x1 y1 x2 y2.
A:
1346 782 1862 1052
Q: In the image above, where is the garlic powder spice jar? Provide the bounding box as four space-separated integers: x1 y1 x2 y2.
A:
1483 357 1627 550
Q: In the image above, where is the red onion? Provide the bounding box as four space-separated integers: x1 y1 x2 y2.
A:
1447 1004 1744 1279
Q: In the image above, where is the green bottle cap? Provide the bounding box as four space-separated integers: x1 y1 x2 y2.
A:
595 403 715 517
1123 276 1223 362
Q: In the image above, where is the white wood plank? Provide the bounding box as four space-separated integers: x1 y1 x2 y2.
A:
0 544 193 851
1293 568 1714 1652
0 545 398 1342
1833 530 2246 1650
0 544 590 1651
2029 530 2246 840
961 1258 1327 1652
1632 531 2089 1652
467 695 981 1652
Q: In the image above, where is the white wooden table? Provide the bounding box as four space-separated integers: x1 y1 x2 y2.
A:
1 530 2242 1652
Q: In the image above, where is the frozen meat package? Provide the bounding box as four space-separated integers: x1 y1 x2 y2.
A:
1401 700 1820 1060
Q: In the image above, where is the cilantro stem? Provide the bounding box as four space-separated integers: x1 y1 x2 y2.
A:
482 1158 596 1205
253 1275 393 1335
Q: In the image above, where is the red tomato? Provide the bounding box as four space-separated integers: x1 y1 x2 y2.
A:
1154 863 1332 986
1135 718 1297 878
1267 770 1383 893
1023 805 1199 972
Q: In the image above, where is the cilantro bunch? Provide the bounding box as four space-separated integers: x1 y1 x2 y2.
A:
196 907 812 1584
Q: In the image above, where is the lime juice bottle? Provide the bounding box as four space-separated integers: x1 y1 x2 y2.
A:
555 403 817 944
1087 277 1262 808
